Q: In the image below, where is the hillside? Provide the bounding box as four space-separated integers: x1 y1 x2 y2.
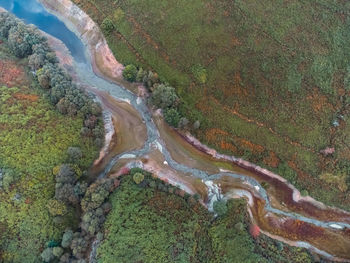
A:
72 0 350 208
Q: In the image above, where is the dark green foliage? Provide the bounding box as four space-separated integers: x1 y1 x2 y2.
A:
70 233 88 259
164 108 181 127
213 200 228 217
101 18 114 35
122 64 138 81
136 67 146 82
81 178 113 212
81 209 106 235
150 84 179 109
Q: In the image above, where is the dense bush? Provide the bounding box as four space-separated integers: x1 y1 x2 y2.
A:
55 164 80 205
122 64 138 81
150 84 179 109
81 178 114 212
164 108 181 127
101 17 114 35
213 200 228 217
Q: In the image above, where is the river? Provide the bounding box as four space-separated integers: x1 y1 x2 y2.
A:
1 0 350 261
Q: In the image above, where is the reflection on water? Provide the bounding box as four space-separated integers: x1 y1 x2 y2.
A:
0 0 86 62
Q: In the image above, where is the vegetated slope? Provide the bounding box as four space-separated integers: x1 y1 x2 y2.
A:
0 37 98 261
98 174 315 263
72 0 350 209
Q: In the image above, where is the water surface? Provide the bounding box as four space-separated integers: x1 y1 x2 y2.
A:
0 0 86 62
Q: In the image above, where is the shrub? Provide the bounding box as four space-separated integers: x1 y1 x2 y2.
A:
81 179 113 212
101 17 114 35
47 199 67 216
193 120 200 130
133 172 145 184
52 247 64 258
164 108 181 127
191 64 207 84
213 200 228 217
122 64 138 82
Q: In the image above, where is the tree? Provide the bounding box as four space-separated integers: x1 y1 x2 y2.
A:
81 179 113 212
150 84 178 109
122 64 138 82
67 147 82 163
213 200 228 217
56 164 75 184
41 247 55 263
53 247 64 258
133 172 145 184
70 234 88 259
28 52 45 70
164 108 181 127
61 230 74 248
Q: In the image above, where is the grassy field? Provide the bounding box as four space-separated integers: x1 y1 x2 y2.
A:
98 174 315 263
72 0 350 209
0 41 98 262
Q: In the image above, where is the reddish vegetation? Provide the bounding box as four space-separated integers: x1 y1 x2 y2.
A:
205 128 264 154
249 224 260 238
263 151 280 168
0 60 27 87
13 93 39 102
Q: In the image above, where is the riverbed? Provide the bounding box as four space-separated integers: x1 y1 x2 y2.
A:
1 0 350 261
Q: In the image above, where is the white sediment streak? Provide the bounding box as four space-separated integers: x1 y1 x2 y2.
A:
93 111 114 165
205 180 222 212
119 154 136 159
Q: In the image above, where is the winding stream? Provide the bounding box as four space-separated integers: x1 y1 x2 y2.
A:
2 0 350 261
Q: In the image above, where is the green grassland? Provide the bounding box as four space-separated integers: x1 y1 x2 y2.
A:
72 0 350 209
98 174 314 263
0 42 98 262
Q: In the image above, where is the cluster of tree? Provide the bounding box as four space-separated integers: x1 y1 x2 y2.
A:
122 64 201 129
0 12 103 143
42 177 118 262
41 229 89 263
128 168 200 205
80 178 116 235
54 164 86 206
